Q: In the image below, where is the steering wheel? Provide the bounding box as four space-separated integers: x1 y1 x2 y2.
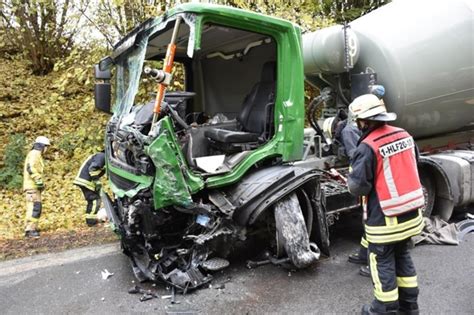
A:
163 91 196 130
164 91 196 102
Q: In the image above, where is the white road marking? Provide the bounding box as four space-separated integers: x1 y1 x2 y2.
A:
0 242 120 277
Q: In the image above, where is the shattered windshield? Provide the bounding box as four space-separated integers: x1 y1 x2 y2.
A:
113 14 196 118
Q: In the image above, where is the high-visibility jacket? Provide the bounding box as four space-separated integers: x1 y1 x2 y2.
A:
23 149 44 191
362 125 424 216
348 124 424 245
73 153 106 191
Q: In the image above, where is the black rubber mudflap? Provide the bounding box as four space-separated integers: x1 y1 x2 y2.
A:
274 193 320 268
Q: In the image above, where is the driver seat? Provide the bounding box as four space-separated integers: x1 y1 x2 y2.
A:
204 61 276 151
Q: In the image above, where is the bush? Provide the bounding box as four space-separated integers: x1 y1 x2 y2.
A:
0 134 26 189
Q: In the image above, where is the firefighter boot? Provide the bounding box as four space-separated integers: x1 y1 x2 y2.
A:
361 304 396 315
86 218 98 227
399 302 419 315
85 213 98 227
359 265 371 277
349 246 368 265
25 230 40 238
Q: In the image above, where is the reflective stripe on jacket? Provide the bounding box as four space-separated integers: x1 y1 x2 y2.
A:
365 209 424 244
23 149 44 191
73 153 105 191
362 125 424 217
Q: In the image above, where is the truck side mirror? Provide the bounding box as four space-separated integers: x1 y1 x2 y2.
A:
94 61 112 114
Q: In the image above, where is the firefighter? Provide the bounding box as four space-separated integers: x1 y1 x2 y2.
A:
323 110 369 272
23 136 51 238
347 94 424 315
73 152 106 226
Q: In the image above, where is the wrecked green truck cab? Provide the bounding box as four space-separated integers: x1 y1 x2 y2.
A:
95 3 327 290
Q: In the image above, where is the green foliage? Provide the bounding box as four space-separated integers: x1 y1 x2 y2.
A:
57 133 80 158
0 55 111 238
53 45 109 94
0 134 26 189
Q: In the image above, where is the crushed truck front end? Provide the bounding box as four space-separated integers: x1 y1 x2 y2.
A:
95 4 323 290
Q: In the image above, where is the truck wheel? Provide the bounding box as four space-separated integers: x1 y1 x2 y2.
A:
274 193 320 268
420 170 435 217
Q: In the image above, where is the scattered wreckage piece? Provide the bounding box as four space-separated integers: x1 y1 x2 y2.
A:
128 285 159 302
101 269 114 280
246 254 291 269
201 257 230 271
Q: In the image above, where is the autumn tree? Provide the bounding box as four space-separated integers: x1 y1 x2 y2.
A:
0 0 90 75
318 0 390 22
92 0 177 44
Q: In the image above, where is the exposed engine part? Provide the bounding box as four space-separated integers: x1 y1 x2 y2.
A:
163 267 211 292
185 225 234 246
208 190 236 217
322 181 348 197
202 257 230 271
104 190 241 291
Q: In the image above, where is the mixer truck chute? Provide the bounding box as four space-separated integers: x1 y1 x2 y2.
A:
93 0 473 290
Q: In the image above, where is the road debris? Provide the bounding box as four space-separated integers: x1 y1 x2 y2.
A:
101 269 114 280
128 285 159 302
140 294 155 302
246 250 291 269
127 286 141 294
213 283 225 290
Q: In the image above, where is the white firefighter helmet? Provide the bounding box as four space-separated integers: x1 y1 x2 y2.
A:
35 136 51 146
349 94 397 122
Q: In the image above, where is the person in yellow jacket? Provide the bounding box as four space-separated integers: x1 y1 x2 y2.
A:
23 136 51 238
73 152 106 226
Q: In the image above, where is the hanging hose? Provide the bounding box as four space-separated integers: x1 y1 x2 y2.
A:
308 88 333 145
308 96 323 133
337 75 351 106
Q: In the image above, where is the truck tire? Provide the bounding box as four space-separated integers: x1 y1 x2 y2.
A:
274 193 320 268
419 170 435 217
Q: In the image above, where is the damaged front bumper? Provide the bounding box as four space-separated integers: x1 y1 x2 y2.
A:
101 189 237 291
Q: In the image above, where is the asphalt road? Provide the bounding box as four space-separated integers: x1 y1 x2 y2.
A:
1 214 473 314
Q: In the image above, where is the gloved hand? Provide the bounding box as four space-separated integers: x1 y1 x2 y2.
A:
95 181 102 192
35 179 45 191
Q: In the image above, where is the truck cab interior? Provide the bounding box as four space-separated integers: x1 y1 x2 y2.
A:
131 21 278 174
